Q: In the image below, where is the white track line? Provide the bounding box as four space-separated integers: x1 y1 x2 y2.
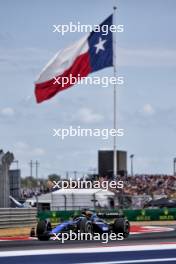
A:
82 258 176 263
139 226 174 232
1 244 176 257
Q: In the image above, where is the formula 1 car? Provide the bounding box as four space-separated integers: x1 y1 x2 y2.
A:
33 210 130 241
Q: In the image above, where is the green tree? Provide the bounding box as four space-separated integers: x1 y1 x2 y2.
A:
48 174 61 182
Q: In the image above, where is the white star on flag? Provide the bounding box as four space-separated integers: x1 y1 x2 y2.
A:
94 37 107 54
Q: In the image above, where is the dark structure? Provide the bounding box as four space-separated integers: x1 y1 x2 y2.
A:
9 169 21 200
98 150 127 178
0 150 14 207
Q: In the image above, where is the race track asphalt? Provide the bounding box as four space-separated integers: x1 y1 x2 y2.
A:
0 229 176 251
0 229 176 264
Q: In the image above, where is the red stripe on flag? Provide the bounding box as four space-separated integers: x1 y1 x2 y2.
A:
35 52 91 103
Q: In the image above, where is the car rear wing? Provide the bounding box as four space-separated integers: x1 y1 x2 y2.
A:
97 212 124 219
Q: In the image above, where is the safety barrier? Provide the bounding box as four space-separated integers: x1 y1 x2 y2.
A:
38 208 176 223
0 208 37 228
123 208 176 221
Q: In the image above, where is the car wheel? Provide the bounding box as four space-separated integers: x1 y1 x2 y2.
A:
85 222 93 234
30 227 35 237
36 220 50 241
113 218 130 238
79 218 93 238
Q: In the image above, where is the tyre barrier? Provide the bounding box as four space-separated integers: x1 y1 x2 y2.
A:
0 208 37 228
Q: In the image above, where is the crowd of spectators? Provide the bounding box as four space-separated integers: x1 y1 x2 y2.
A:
21 186 50 199
114 174 176 208
20 174 176 209
121 174 176 199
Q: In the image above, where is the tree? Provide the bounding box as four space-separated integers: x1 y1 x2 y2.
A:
48 174 61 182
21 176 37 188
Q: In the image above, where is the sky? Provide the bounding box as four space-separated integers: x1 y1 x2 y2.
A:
0 0 176 178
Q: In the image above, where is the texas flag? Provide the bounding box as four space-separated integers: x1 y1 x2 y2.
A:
35 15 113 103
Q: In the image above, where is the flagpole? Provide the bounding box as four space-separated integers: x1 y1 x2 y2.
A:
113 6 117 179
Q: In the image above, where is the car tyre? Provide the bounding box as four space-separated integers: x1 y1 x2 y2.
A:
113 218 130 238
36 220 50 241
79 218 93 239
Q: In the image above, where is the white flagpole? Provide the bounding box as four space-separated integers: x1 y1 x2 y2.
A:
113 6 118 179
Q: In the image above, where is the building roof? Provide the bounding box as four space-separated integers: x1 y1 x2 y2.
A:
26 188 115 204
52 188 115 196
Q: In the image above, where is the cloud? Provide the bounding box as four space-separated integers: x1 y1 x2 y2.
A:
1 107 15 117
141 104 155 116
15 141 28 150
0 47 53 74
123 103 176 133
118 47 176 67
33 148 45 156
14 141 45 157
134 156 172 175
75 107 104 124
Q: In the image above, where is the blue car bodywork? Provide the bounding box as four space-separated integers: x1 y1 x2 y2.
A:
35 212 130 241
50 215 110 236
